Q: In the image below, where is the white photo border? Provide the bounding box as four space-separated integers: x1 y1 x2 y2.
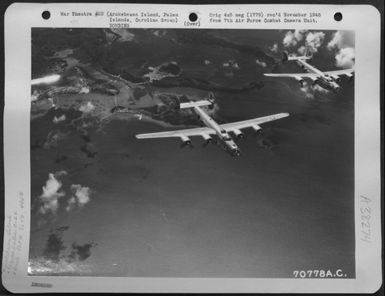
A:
2 3 382 293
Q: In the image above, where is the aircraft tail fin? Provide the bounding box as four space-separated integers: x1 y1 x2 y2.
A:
180 100 213 109
282 47 313 63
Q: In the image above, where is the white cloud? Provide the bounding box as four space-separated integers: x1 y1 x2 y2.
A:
66 184 91 211
335 47 355 68
294 30 308 42
327 31 355 50
31 90 39 102
283 30 309 48
79 87 90 94
53 114 66 124
255 59 267 68
313 84 330 94
299 82 315 99
269 43 278 53
222 60 240 70
65 197 77 212
204 59 211 65
43 130 68 149
305 31 325 53
79 102 95 113
297 46 307 55
299 81 330 99
39 171 67 215
327 31 343 50
327 31 355 68
283 31 297 47
283 30 324 53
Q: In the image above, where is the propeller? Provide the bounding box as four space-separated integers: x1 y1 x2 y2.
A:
253 130 264 137
180 141 194 149
202 138 213 148
235 133 246 142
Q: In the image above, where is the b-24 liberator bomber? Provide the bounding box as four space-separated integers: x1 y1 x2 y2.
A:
264 49 354 92
136 98 289 157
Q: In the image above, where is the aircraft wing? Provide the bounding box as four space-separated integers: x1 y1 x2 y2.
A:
136 113 289 140
220 113 290 131
264 73 319 79
136 126 215 139
324 69 354 76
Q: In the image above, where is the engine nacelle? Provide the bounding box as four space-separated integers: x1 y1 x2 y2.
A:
330 75 341 83
180 135 192 146
295 77 305 87
201 133 212 143
232 129 245 140
252 125 263 134
346 73 354 81
309 76 319 85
